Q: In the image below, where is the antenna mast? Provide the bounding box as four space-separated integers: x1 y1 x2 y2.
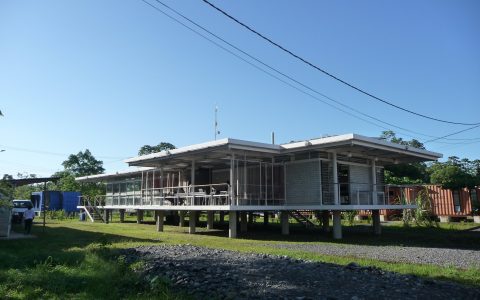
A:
214 105 220 140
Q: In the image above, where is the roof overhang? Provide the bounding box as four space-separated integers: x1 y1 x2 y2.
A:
75 167 153 183
122 133 441 169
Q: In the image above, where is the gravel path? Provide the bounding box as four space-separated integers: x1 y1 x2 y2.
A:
123 245 479 300
268 243 480 269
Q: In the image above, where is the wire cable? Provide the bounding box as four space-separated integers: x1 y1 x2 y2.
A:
423 125 480 144
141 0 480 144
201 0 480 126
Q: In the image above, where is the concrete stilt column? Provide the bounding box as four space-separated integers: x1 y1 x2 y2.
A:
229 211 237 238
332 211 342 239
240 212 247 233
439 216 451 223
372 210 381 236
105 209 110 224
156 210 165 232
179 211 185 227
281 211 290 235
248 212 254 225
219 211 225 224
207 211 214 230
263 211 269 225
136 210 143 224
322 210 330 232
119 209 125 223
189 211 196 234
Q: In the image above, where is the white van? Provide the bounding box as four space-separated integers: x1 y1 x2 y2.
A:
11 200 34 223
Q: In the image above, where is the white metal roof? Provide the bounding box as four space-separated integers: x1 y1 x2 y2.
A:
75 167 153 183
124 133 441 166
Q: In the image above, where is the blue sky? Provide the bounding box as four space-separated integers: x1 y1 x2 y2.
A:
0 0 479 177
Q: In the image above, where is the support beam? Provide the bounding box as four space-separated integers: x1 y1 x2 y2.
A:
105 209 110 224
321 210 330 232
248 212 254 225
332 152 339 205
119 209 125 223
136 210 143 224
156 210 164 232
179 211 185 227
263 211 269 225
332 211 342 239
207 211 214 230
372 210 381 236
281 211 289 235
240 212 248 233
229 211 237 238
219 211 225 224
371 159 377 204
189 211 196 234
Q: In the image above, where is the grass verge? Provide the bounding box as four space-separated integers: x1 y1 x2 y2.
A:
1 218 479 299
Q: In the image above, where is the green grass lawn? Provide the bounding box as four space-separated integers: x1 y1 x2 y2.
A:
1 217 479 299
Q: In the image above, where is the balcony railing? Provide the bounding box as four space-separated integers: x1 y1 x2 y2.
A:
78 183 419 208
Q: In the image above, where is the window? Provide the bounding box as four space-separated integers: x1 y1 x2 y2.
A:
453 190 461 213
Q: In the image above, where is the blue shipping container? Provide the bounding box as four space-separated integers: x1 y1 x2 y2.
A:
48 191 62 210
62 192 81 213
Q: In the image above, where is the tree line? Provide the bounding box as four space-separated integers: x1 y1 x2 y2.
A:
0 142 175 200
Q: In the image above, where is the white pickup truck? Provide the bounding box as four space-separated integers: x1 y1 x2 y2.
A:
11 199 33 223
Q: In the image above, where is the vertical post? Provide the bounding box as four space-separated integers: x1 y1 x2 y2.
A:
281 211 289 235
189 211 196 234
371 159 377 205
207 211 214 230
179 211 185 227
263 211 269 225
322 210 330 232
229 211 237 238
219 211 225 224
43 183 46 232
230 153 235 206
248 212 254 225
136 210 143 224
156 210 164 232
372 210 381 235
332 152 339 205
105 209 110 224
119 209 125 223
332 210 342 239
243 153 247 201
271 157 274 204
240 211 247 233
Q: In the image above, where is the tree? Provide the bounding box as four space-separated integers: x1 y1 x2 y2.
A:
429 156 478 190
62 149 104 177
0 174 14 200
13 173 42 199
138 142 175 156
379 131 429 184
380 130 425 149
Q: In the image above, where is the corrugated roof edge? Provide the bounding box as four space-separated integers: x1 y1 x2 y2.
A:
281 133 442 159
124 138 283 164
75 167 153 182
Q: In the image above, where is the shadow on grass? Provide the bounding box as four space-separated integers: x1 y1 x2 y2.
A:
1 224 158 270
194 222 480 250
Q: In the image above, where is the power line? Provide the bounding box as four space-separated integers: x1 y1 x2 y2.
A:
140 0 480 145
201 0 480 126
424 125 480 144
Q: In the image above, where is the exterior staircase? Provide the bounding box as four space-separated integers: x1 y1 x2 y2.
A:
79 198 106 223
289 210 316 228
